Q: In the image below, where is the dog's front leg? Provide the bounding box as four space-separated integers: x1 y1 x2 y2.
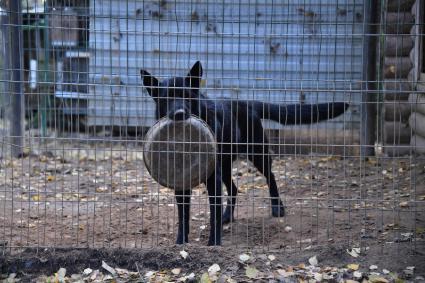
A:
206 167 223 246
175 191 191 244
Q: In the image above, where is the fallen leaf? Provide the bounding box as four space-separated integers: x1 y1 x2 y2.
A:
277 269 295 277
180 250 189 259
208 263 220 276
245 266 258 279
308 255 318 266
347 248 360 258
96 186 109 193
353 271 362 279
31 195 41 201
239 253 250 262
297 263 306 269
115 268 131 276
200 272 211 283
102 261 116 275
314 272 323 281
47 175 55 182
145 271 156 278
399 201 409 208
347 263 359 271
90 270 99 280
56 267 66 281
369 275 389 283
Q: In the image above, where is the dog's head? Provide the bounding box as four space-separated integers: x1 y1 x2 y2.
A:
140 61 203 121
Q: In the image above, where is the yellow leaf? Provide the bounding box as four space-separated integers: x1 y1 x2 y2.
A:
31 195 41 201
347 263 360 271
369 275 389 283
245 266 258 279
200 272 211 283
399 201 409 208
47 175 55 182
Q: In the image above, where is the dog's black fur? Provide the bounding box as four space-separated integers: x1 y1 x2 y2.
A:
140 61 348 245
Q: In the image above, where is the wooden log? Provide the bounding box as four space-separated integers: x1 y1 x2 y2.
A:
383 80 411 100
418 82 425 92
409 112 425 137
384 145 412 156
387 0 415 12
384 103 411 122
385 36 414 56
385 12 414 34
411 134 425 154
407 69 415 82
385 121 411 144
411 1 418 17
417 74 425 91
408 93 425 115
409 48 415 63
384 56 412 79
266 128 360 156
410 25 417 41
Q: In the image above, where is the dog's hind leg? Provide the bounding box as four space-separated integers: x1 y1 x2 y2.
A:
206 168 223 246
175 192 191 244
250 153 285 217
222 168 238 224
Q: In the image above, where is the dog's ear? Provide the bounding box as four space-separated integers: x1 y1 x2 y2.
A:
185 61 203 89
140 69 160 98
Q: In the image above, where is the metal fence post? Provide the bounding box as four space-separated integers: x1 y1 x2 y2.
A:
6 0 24 157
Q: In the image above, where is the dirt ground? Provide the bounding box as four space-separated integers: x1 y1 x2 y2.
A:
1 138 425 279
1 243 424 281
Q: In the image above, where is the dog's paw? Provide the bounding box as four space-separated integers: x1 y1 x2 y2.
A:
207 239 222 246
271 204 285 217
176 236 189 245
222 207 235 224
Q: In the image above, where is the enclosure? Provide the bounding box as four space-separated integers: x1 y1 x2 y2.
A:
0 0 425 281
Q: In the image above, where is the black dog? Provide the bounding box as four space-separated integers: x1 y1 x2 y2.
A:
140 61 348 245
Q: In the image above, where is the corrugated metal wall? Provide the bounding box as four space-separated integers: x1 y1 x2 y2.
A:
88 0 363 131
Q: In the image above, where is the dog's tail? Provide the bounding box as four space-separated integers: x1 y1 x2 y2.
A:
254 102 349 125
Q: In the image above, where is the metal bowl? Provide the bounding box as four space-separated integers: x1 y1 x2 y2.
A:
143 116 217 191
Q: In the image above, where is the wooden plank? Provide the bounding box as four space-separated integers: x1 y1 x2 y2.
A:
383 145 412 156
384 103 411 122
383 80 411 100
387 0 415 12
409 112 425 137
385 36 414 56
385 12 414 34
412 0 424 82
411 134 425 154
384 56 412 79
408 92 425 115
384 121 411 144
266 128 360 155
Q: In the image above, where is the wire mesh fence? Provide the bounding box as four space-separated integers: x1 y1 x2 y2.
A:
0 0 424 258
